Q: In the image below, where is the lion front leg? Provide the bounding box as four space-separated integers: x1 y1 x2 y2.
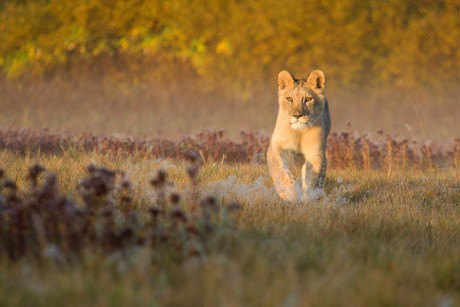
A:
301 155 327 201
267 145 300 202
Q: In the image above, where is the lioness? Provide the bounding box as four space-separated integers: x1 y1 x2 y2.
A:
267 70 331 202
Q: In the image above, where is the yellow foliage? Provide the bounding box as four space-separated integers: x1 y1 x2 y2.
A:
216 40 233 56
0 0 459 96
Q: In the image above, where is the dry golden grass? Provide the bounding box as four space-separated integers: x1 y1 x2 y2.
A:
1 149 459 306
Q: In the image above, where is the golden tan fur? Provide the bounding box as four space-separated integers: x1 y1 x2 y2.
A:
267 70 331 202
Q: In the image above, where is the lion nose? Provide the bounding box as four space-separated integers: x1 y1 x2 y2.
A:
293 114 303 119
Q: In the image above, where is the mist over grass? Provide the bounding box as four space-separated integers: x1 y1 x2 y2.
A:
1 79 459 139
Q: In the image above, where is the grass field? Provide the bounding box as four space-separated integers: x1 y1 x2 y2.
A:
1 149 459 306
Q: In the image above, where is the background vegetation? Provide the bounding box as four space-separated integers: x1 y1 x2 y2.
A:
1 0 460 137
2 0 460 89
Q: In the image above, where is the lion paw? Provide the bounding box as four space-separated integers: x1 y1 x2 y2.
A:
302 188 326 202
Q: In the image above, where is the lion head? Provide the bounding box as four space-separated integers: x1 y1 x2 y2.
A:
277 70 326 130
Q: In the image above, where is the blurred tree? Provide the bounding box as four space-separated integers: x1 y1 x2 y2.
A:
0 0 459 97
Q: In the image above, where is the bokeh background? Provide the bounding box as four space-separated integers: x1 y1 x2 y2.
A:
1 0 459 138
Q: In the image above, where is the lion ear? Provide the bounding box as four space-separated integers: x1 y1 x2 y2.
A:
307 70 325 91
278 70 295 89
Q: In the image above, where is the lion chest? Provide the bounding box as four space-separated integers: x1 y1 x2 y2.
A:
272 126 324 156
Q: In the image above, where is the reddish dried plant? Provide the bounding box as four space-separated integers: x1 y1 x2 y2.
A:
0 126 457 170
0 159 241 263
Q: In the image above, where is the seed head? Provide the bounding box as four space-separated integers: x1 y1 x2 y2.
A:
170 193 181 204
28 163 45 181
170 207 187 222
87 163 97 174
148 206 161 217
150 169 167 186
186 151 199 163
3 179 17 191
201 196 216 208
227 202 242 211
121 179 131 189
120 195 132 203
187 165 198 179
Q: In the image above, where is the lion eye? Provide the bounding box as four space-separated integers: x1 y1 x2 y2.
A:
304 97 313 104
286 97 293 103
